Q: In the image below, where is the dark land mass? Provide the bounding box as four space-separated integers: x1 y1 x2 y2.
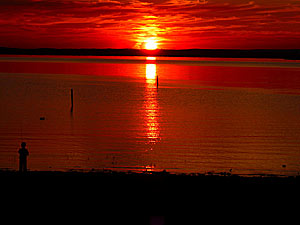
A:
1 170 299 219
0 47 300 59
1 170 299 199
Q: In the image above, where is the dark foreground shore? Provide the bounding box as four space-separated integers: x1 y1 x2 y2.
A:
1 170 299 195
1 170 299 219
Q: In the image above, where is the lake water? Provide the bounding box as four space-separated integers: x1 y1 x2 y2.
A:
0 55 300 176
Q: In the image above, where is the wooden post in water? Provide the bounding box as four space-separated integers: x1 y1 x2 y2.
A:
70 88 74 112
156 74 159 89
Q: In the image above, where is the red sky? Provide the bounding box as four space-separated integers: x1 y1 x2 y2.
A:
0 0 299 49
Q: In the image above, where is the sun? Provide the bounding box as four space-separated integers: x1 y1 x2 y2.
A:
144 38 158 50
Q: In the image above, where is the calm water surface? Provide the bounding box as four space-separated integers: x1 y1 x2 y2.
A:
1 55 300 176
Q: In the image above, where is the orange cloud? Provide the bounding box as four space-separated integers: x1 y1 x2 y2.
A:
0 0 299 49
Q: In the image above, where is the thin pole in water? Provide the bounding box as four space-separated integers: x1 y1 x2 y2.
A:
71 88 74 112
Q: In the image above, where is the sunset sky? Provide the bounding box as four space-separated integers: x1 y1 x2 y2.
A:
0 0 299 49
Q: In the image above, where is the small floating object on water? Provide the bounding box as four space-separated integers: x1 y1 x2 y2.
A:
282 164 286 168
40 117 45 120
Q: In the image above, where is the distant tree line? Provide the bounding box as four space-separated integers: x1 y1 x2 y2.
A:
0 47 299 59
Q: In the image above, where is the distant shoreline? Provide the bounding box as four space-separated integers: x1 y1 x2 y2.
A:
0 47 299 60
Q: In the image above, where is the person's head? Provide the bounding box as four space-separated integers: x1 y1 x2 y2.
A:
21 142 26 148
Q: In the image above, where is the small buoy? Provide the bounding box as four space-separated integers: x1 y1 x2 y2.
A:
282 164 286 168
40 117 45 120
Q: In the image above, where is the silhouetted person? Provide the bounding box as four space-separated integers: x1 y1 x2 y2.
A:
18 142 29 172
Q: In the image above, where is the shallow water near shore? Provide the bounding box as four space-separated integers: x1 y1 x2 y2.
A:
0 55 300 176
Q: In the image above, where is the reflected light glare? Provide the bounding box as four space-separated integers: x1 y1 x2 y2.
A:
146 57 156 61
144 62 160 151
146 64 156 81
145 164 155 172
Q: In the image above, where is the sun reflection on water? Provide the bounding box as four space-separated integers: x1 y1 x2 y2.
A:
146 64 156 81
144 57 160 150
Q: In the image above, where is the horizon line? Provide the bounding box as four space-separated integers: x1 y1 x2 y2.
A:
1 47 299 60
1 47 300 51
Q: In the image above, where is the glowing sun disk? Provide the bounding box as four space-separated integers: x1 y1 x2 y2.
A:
144 39 158 50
